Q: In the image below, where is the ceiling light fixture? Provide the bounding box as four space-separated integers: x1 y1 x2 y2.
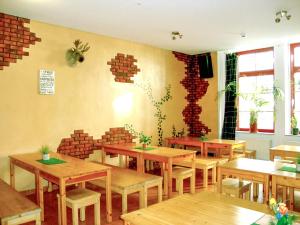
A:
275 10 291 23
171 31 183 40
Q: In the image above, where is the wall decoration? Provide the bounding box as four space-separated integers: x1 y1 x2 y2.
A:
173 51 211 137
136 82 172 146
107 53 140 83
39 69 55 95
0 13 41 70
66 39 90 66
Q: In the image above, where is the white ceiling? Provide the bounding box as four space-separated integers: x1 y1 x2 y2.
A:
1 0 300 54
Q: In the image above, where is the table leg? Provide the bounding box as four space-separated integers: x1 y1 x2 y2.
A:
271 176 277 199
191 154 196 193
137 154 145 173
35 170 44 221
101 148 106 163
203 168 208 188
217 166 222 193
58 179 67 225
167 159 173 198
10 160 15 188
264 175 270 204
270 151 274 161
212 166 217 184
204 143 207 157
106 168 112 222
242 143 246 155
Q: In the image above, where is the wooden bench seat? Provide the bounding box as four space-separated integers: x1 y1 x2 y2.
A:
89 165 162 214
234 149 256 158
0 179 41 225
174 157 228 187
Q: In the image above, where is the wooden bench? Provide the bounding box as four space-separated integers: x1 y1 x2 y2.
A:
222 178 252 200
89 165 162 214
171 167 194 195
0 179 41 225
174 157 228 188
234 149 256 159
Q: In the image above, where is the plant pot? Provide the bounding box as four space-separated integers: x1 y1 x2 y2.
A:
292 128 299 135
297 164 300 172
142 144 147 149
42 153 50 161
250 122 257 133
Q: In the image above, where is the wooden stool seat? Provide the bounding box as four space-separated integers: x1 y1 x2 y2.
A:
234 149 256 158
221 153 245 160
171 166 194 195
89 165 162 214
57 188 100 225
222 178 252 199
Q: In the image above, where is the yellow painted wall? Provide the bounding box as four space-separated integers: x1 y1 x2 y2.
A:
0 19 218 190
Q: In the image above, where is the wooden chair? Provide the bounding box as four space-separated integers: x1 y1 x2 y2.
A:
57 188 100 225
222 178 252 200
0 179 41 225
89 165 162 214
169 166 195 195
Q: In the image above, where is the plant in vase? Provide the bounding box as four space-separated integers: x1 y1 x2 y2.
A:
291 115 299 135
296 155 300 172
139 133 152 149
39 145 51 160
268 198 297 225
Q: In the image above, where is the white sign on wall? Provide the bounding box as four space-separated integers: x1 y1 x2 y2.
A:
39 69 55 95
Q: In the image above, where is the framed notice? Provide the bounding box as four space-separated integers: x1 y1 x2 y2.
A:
39 69 55 95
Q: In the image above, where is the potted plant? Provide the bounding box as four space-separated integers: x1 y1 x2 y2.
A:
40 145 50 160
139 133 152 149
66 39 90 66
297 155 300 172
291 114 299 135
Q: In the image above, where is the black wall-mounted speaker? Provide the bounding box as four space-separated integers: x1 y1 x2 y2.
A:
198 53 213 78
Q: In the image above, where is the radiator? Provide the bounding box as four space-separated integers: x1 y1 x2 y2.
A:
245 139 272 160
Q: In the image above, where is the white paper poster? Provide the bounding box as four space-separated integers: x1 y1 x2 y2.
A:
39 69 55 95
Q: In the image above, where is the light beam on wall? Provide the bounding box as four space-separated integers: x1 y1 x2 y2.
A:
113 93 133 116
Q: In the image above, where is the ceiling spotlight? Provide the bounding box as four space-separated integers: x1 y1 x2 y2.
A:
240 32 246 38
171 31 183 40
275 10 291 23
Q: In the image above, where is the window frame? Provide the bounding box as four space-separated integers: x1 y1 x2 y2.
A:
290 43 300 130
236 47 275 133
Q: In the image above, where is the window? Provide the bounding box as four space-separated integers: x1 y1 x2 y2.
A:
237 47 275 133
291 43 300 130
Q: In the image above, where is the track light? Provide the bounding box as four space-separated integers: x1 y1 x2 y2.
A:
275 10 291 23
171 31 183 40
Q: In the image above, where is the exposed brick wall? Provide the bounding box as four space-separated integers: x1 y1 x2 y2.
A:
57 130 95 159
0 13 41 70
173 51 211 137
107 53 140 83
57 127 135 159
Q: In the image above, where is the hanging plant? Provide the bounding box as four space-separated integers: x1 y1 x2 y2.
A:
66 39 90 66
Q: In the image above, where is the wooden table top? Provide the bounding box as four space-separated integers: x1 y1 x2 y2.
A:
10 152 111 179
271 164 300 179
0 179 40 219
270 145 300 152
219 158 276 174
203 139 246 145
121 191 269 225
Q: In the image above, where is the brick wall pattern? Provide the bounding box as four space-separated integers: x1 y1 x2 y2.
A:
107 53 140 83
0 12 41 70
173 51 211 137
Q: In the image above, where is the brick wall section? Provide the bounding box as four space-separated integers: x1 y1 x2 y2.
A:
57 130 95 159
57 127 135 159
107 53 140 83
0 13 41 70
173 51 211 137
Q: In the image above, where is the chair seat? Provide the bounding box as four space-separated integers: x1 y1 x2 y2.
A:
172 166 194 178
222 178 252 199
65 188 100 204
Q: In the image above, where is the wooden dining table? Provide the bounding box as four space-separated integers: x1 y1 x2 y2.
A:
121 191 271 225
217 158 276 203
269 145 300 160
203 139 246 160
102 144 196 198
9 152 112 225
165 136 204 153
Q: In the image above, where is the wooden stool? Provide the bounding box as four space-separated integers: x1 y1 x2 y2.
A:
222 178 252 200
170 167 194 195
234 149 256 159
57 188 100 225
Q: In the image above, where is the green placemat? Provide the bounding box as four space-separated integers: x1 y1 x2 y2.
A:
134 146 156 151
280 165 297 173
37 158 66 165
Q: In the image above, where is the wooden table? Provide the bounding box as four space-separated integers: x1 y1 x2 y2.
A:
269 145 300 160
0 179 41 225
217 158 276 203
121 191 271 225
165 136 204 153
102 144 196 198
203 139 246 160
9 152 112 225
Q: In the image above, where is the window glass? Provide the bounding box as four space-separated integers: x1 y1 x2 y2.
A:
294 47 300 67
239 54 255 72
257 112 274 130
255 51 274 70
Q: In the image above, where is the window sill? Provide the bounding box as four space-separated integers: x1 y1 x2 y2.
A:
284 134 300 137
236 131 274 135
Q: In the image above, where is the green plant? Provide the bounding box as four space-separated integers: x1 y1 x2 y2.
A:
66 39 90 66
136 82 172 146
291 115 298 129
139 133 152 145
124 124 152 146
296 155 300 165
172 125 185 138
39 145 50 154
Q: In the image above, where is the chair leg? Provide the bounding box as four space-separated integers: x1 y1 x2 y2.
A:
72 207 79 225
57 196 61 225
191 172 195 194
178 177 183 195
290 187 295 210
139 186 147 208
121 191 128 214
79 207 85 221
212 167 217 184
35 213 41 225
158 182 162 203
175 179 179 191
94 200 101 225
203 168 208 188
